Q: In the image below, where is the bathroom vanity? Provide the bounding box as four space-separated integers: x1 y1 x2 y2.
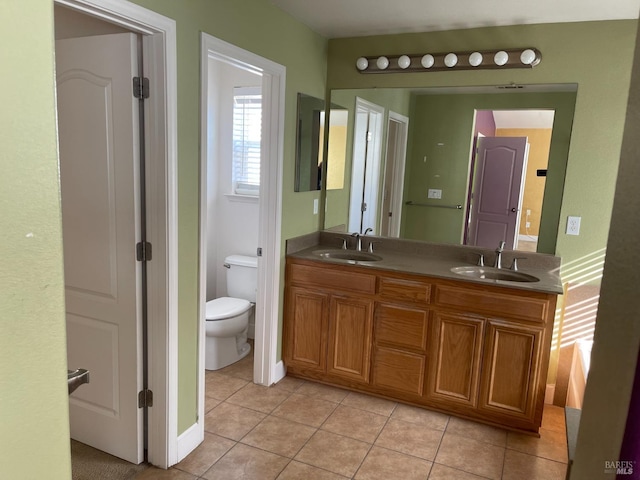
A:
283 233 562 435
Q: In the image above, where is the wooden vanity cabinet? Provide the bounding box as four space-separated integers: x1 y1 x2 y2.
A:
283 257 557 434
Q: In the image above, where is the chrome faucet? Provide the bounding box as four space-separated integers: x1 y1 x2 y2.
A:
351 232 363 251
364 228 373 235
494 241 506 269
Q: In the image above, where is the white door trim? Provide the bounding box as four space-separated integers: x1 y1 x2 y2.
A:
384 111 409 237
199 32 285 438
54 0 178 468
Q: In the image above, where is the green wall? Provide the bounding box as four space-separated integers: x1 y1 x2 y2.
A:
130 0 328 434
401 91 576 253
0 1 72 478
326 20 637 268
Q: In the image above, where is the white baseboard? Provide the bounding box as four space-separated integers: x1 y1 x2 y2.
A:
273 360 286 385
518 234 539 242
176 421 203 463
545 384 556 404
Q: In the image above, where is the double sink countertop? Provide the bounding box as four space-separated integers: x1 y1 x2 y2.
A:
286 231 563 295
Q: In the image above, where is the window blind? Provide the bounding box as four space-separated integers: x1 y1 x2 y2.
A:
232 86 262 196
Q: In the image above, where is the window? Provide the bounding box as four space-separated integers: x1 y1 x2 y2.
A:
232 86 261 196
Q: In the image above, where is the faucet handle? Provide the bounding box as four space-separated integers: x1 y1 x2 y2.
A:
510 257 526 271
340 237 348 250
474 253 485 267
367 241 381 253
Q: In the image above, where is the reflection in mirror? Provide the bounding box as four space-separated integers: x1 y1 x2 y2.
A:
294 93 348 192
324 86 577 254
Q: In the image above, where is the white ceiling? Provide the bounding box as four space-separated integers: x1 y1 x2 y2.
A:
492 110 555 129
270 0 640 38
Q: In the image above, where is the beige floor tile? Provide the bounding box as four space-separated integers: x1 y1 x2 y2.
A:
271 376 305 393
271 393 338 427
241 415 316 458
445 416 507 447
202 443 289 480
135 467 198 479
341 392 397 416
216 355 254 381
541 404 567 433
502 449 567 480
276 461 348 479
391 404 450 431
296 381 350 403
294 430 371 477
506 427 568 463
321 405 388 443
374 418 443 461
226 382 292 414
355 446 433 480
173 432 235 476
205 372 249 401
205 394 222 414
204 402 266 441
434 432 505 480
428 464 490 479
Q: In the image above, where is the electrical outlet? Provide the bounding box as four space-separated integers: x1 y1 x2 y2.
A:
566 216 581 235
526 221 531 228
526 209 531 216
313 198 319 215
428 189 442 199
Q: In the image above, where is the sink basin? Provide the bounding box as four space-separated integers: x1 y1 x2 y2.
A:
450 266 539 283
313 249 383 263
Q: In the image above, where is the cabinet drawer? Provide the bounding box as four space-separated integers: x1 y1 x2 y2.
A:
434 284 549 323
378 277 431 304
374 303 428 352
288 263 376 295
372 347 425 396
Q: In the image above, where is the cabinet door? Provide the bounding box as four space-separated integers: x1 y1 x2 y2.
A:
283 287 329 373
426 312 484 407
327 295 374 384
479 319 543 422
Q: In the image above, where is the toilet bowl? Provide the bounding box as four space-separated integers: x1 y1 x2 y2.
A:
205 255 257 370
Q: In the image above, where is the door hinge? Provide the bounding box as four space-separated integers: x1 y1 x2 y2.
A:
361 202 368 213
136 241 152 262
133 76 150 99
138 389 153 408
256 247 263 257
366 131 372 142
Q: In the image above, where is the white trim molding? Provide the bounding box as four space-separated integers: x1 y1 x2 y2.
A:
54 0 179 469
199 33 286 447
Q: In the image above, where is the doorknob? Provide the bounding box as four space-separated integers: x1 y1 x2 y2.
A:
511 207 517 212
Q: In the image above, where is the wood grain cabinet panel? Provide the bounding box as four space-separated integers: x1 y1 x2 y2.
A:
426 312 484 407
479 319 543 421
327 295 374 384
372 347 425 395
283 287 328 373
378 276 431 304
374 303 429 352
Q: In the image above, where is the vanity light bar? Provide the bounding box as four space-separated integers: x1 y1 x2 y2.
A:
355 48 541 73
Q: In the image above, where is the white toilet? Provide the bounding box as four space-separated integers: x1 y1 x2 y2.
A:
205 254 257 370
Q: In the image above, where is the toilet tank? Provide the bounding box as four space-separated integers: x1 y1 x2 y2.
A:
225 255 258 302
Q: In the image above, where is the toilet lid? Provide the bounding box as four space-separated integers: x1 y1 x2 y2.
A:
206 297 251 321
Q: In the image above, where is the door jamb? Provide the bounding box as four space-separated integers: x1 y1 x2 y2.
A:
54 0 178 468
382 111 409 237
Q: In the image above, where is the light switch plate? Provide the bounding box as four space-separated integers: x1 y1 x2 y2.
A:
313 198 319 215
428 189 442 199
566 216 581 235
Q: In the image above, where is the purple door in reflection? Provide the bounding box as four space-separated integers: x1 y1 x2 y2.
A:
467 137 528 249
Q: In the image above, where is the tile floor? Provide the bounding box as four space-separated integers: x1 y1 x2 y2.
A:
136 353 568 480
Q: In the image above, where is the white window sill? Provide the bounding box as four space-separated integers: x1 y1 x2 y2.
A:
224 193 259 204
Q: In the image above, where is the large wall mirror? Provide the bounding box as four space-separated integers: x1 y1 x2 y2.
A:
323 85 578 254
295 93 349 192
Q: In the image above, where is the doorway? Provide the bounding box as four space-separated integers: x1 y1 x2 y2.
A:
198 33 285 439
53 0 178 469
466 109 555 252
380 111 409 237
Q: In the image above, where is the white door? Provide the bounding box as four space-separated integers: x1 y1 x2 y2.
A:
57 33 144 464
348 98 384 234
467 137 529 250
380 112 409 237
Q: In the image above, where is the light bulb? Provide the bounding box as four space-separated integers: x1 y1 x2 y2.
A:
376 56 389 70
356 57 369 71
421 54 434 68
520 49 536 65
397 55 411 69
444 53 458 68
494 50 509 66
469 52 483 67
